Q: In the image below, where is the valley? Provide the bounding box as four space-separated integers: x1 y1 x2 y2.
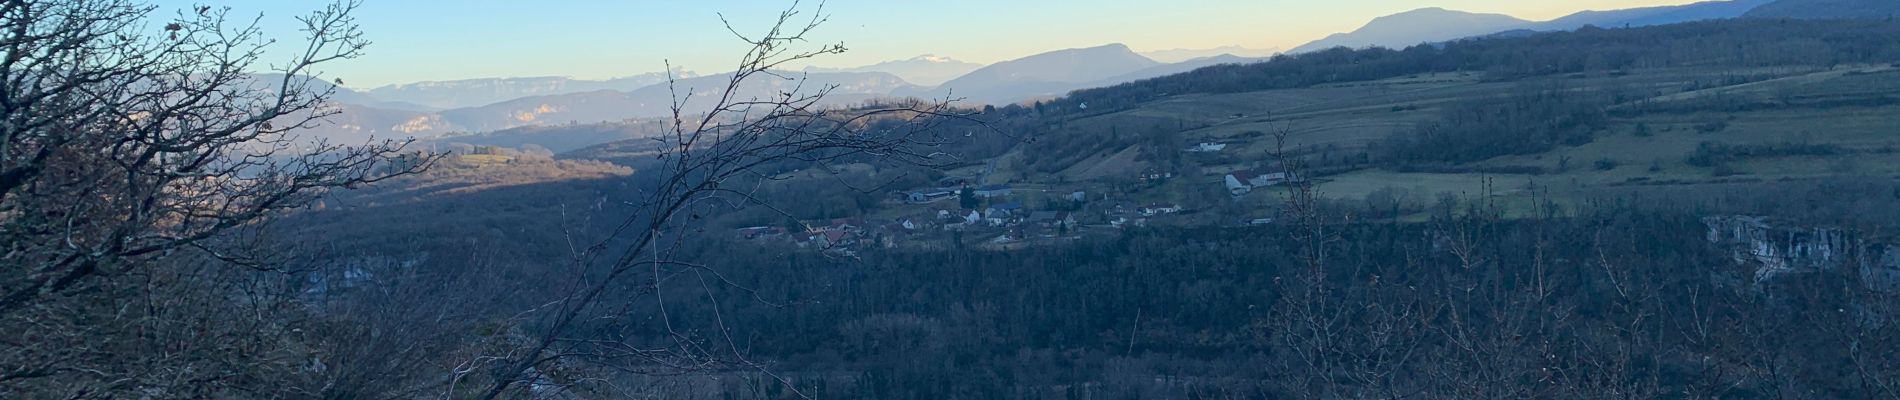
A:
302 15 1900 260
18 0 1900 398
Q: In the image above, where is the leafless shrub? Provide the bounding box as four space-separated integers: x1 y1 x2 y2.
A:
0 0 434 396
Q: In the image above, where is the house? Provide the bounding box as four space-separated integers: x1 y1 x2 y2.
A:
986 202 1024 219
1140 204 1183 217
1225 169 1301 195
1069 191 1088 202
1225 170 1258 195
972 184 1014 198
1027 211 1061 225
1139 168 1174 183
899 215 936 231
984 203 1024 227
904 190 957 204
1186 142 1228 153
960 209 982 225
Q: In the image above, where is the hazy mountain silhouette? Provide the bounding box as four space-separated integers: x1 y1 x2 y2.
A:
1090 54 1267 88
1531 0 1773 31
437 71 917 132
922 43 1162 104
363 71 693 110
806 55 984 87
1291 1 1775 53
1140 46 1280 63
1289 8 1530 53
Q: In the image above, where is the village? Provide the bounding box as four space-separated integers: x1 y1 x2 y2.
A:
730 151 1301 256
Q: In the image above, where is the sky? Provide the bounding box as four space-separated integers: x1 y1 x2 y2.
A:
148 0 1705 88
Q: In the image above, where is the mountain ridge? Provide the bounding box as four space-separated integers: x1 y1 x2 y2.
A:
363 71 695 110
1289 1 1776 54
805 55 984 87
1746 0 1900 19
1289 7 1531 53
1141 46 1281 63
919 43 1163 104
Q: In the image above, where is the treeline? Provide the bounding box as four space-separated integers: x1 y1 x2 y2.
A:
1371 81 1616 164
1052 18 1900 116
1686 140 1849 167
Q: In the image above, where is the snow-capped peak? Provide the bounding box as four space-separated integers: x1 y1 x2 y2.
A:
909 54 956 63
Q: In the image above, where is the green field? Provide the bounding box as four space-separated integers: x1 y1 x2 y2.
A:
986 65 1900 220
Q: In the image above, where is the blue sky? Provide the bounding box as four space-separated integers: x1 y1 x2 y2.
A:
149 0 1702 88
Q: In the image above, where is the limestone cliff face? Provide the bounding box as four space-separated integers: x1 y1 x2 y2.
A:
1703 216 1900 289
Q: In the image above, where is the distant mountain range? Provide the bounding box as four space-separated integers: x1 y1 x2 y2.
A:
297 0 1900 151
300 45 1275 146
1289 8 1530 54
1140 46 1280 63
1536 0 1774 30
306 71 914 141
1288 0 1776 53
805 55 983 87
912 43 1254 104
441 71 917 132
362 70 694 110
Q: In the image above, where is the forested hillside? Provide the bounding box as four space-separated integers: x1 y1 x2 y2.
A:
1057 18 1900 116
629 203 1900 399
1746 0 1900 19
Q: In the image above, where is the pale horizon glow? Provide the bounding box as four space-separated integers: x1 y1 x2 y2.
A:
150 0 1709 88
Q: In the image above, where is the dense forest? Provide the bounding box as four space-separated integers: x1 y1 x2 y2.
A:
549 195 1900 399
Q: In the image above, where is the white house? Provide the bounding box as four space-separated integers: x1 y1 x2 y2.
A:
1139 204 1183 217
1225 170 1299 195
1186 143 1228 153
905 190 956 204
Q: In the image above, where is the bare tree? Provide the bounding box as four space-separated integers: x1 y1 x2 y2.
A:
460 2 983 398
0 0 431 396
